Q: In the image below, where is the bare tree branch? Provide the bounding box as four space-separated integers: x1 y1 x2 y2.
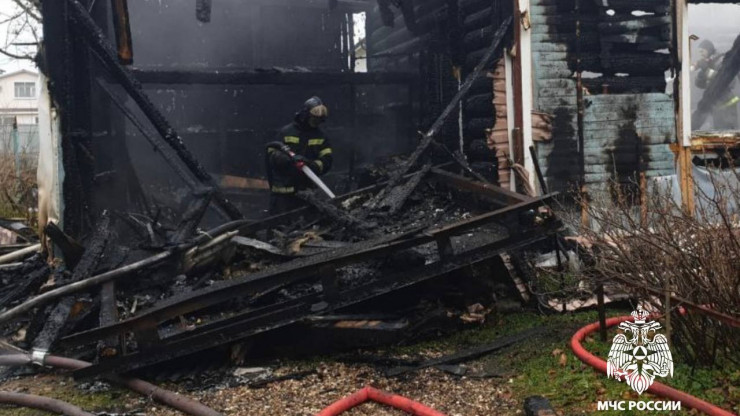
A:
10 0 41 23
0 46 34 61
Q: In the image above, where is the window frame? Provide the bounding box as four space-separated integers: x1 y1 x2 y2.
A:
14 82 36 99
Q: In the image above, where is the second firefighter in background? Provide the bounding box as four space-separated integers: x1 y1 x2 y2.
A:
266 96 334 214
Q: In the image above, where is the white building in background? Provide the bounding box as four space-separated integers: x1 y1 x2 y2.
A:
0 69 40 154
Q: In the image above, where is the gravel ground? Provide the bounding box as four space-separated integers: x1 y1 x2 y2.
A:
0 361 522 416
180 362 520 416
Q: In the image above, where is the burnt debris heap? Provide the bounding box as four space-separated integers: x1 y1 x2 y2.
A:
2 0 686 382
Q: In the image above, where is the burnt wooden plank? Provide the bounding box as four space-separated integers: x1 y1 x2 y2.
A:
32 296 76 351
170 188 214 244
0 260 49 310
97 282 120 358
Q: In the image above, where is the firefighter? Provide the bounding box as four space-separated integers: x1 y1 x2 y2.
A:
266 96 334 214
694 39 739 130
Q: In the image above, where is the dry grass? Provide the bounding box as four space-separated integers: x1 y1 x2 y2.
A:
575 175 740 366
0 134 37 222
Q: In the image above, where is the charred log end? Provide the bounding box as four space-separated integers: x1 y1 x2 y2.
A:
524 396 557 416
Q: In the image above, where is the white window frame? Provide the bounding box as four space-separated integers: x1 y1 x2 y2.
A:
14 82 36 99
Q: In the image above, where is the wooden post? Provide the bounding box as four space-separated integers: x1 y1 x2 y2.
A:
111 0 133 64
640 171 648 225
664 276 672 347
580 184 589 229
554 236 566 314
596 283 607 341
674 0 695 215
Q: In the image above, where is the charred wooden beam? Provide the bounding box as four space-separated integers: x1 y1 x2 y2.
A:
376 163 431 215
170 189 214 244
97 282 120 358
70 213 111 282
72 225 560 378
400 0 419 33
44 222 85 270
62 192 555 350
377 0 395 26
524 396 557 416
295 191 375 236
31 214 111 350
195 0 212 23
32 296 76 351
366 17 512 211
429 168 530 206
258 0 370 11
95 79 201 192
111 0 133 64
66 0 243 221
0 260 49 310
131 70 416 86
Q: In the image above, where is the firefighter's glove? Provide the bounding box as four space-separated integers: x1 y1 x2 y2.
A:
293 154 309 165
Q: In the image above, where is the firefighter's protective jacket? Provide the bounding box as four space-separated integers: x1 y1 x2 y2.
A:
267 122 333 194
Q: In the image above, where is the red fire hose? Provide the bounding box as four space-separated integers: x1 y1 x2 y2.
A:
316 386 447 416
571 315 737 416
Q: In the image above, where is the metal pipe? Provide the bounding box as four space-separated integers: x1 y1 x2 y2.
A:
0 243 41 265
0 391 95 416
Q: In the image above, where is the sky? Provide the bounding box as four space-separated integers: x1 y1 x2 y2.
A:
0 0 40 74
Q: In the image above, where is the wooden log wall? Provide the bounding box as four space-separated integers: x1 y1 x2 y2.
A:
367 0 459 147
367 0 512 164
487 59 512 188
531 0 675 193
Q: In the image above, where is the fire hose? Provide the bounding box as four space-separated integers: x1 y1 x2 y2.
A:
0 351 222 416
0 391 94 416
316 386 447 416
265 142 336 199
570 315 737 416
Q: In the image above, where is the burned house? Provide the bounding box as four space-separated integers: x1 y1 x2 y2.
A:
0 0 737 402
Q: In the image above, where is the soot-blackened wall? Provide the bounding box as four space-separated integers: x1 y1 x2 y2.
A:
531 0 675 193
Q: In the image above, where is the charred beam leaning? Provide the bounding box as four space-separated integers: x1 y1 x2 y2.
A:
365 16 512 211
95 79 201 192
111 0 133 64
66 0 243 220
32 214 111 351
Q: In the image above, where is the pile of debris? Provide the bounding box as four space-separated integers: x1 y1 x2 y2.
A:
1 161 560 383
